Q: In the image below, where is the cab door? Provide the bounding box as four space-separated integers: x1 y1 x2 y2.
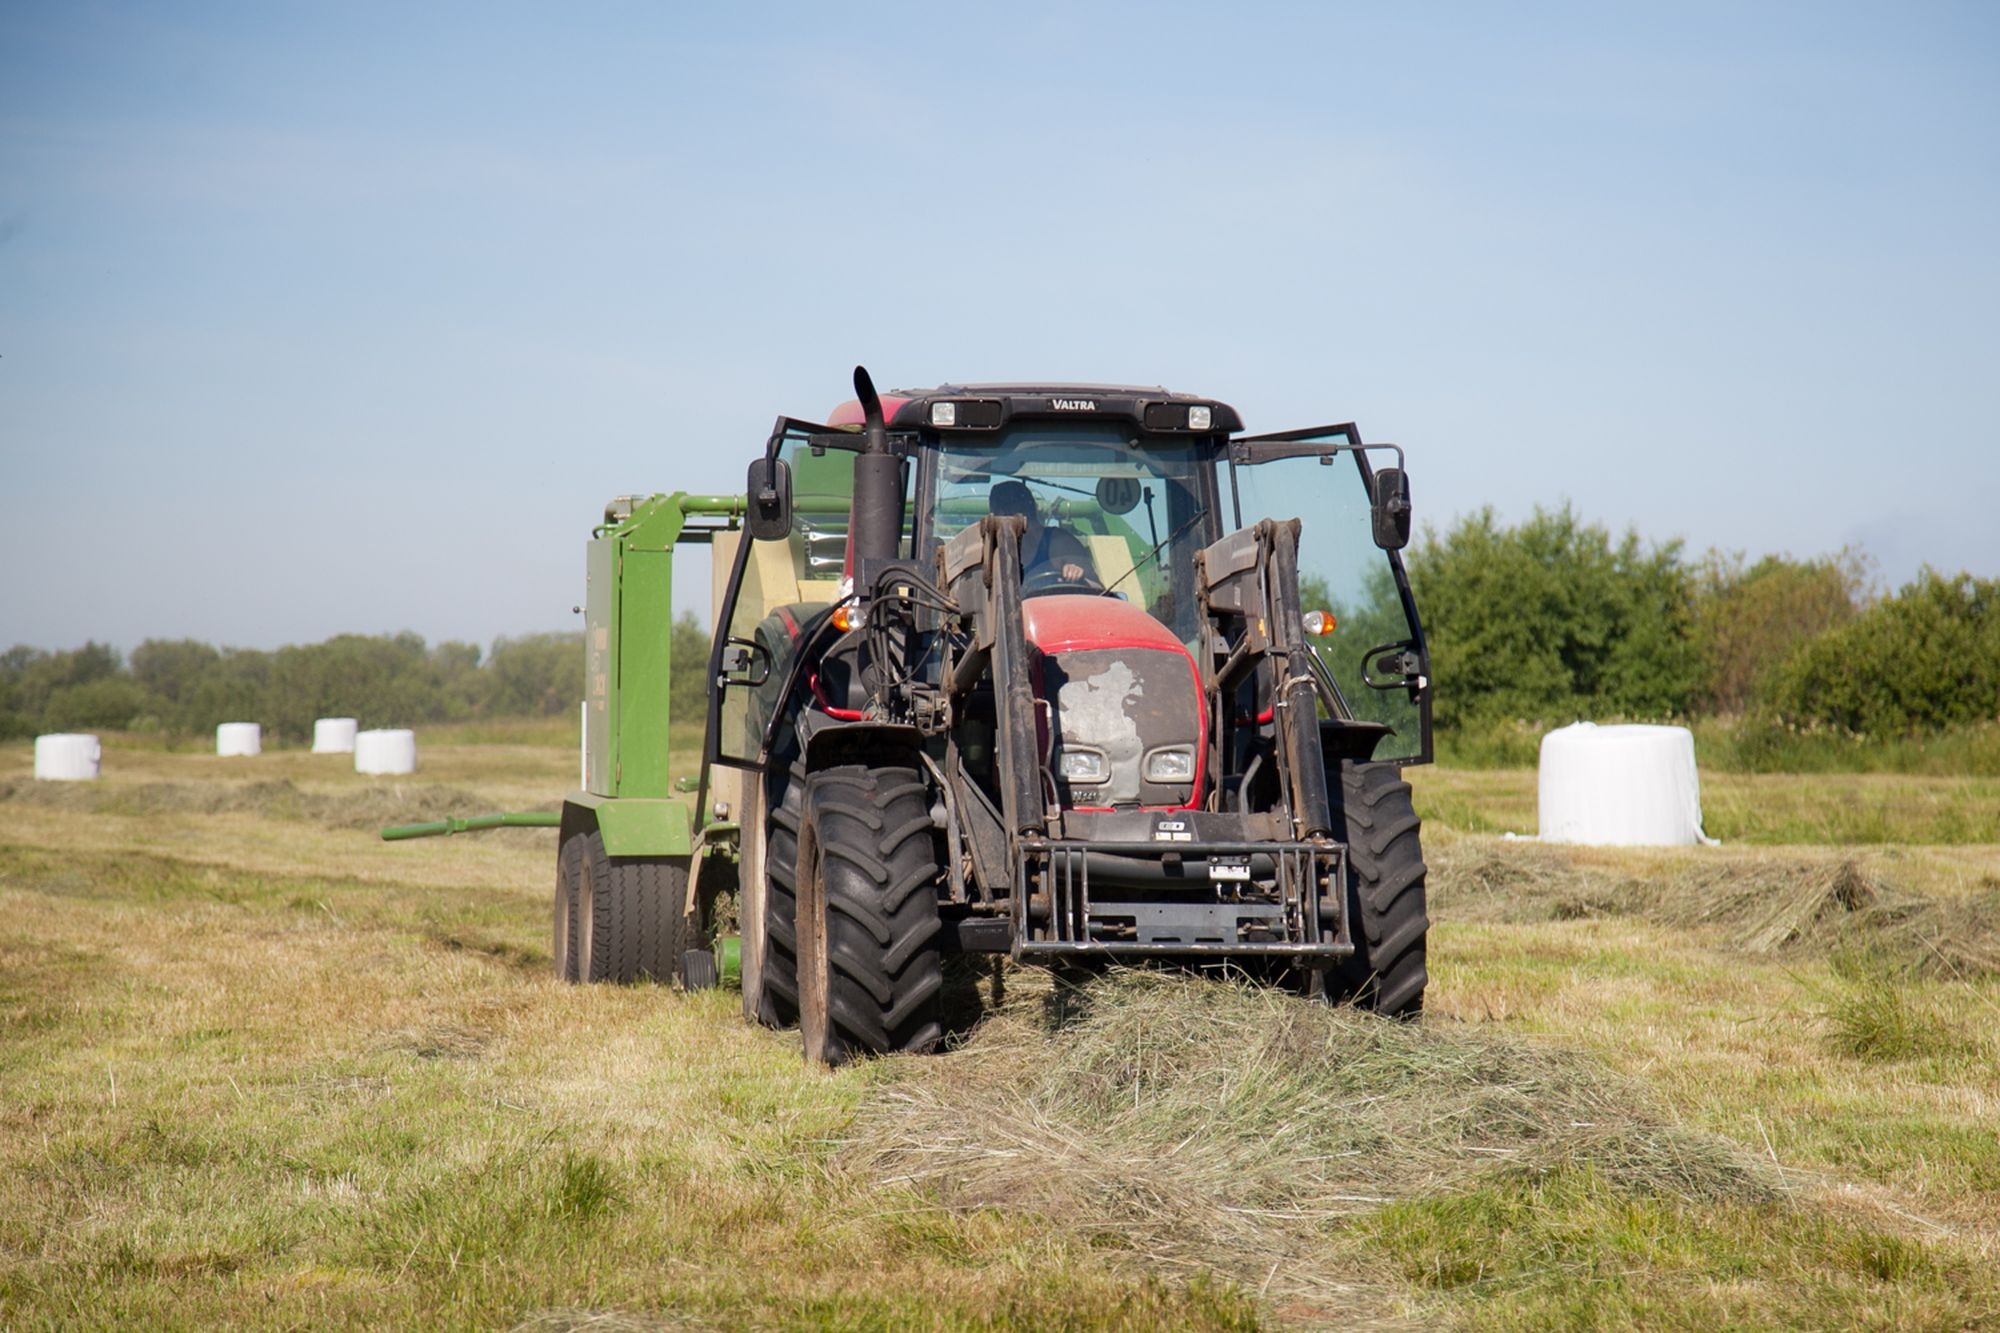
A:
706 419 859 775
1228 425 1432 765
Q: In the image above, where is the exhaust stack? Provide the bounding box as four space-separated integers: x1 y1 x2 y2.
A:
847 365 904 568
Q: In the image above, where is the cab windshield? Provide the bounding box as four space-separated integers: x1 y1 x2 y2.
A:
924 426 1213 641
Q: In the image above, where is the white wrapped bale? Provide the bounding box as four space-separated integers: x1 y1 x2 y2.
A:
1538 722 1715 846
312 717 359 753
34 733 101 781
215 722 262 757
354 729 417 775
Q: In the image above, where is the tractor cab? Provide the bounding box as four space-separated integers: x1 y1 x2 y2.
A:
709 384 1430 779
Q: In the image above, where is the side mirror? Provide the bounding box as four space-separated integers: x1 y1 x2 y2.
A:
719 638 771 687
746 457 792 541
1371 467 1412 551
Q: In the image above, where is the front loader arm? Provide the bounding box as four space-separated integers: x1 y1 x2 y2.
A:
937 515 1045 841
1196 519 1334 840
1265 521 1334 840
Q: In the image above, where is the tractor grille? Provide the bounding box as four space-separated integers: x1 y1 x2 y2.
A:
1013 838 1349 957
1044 647 1201 808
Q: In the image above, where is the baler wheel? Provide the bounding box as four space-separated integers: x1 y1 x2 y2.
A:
795 764 943 1066
572 831 689 985
553 830 585 983
1324 760 1429 1018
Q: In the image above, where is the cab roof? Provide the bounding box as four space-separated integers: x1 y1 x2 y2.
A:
825 383 1245 436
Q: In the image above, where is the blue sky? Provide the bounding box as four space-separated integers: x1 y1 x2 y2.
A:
3 1 1996 653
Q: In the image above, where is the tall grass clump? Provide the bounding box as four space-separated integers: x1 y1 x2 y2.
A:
550 1149 624 1223
1813 944 1958 1063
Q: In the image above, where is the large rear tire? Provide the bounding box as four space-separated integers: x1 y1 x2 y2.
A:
571 830 689 985
1325 761 1428 1018
795 764 943 1066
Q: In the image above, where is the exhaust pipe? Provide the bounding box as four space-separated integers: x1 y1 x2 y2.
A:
848 365 903 568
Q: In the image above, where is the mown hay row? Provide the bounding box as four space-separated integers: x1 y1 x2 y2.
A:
845 968 1771 1311
1432 840 2000 978
0 777 535 832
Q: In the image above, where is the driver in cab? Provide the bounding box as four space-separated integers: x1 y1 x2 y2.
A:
988 480 1098 588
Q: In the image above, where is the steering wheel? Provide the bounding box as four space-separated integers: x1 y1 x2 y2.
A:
1022 566 1104 597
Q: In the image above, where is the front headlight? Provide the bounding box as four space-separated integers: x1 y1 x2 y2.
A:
1143 746 1195 782
1059 749 1107 784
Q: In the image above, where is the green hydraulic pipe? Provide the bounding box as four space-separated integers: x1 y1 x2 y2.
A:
678 494 749 515
381 811 563 841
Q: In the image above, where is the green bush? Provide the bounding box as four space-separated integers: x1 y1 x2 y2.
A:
259 633 485 740
1408 504 1701 731
1764 570 2000 737
129 639 223 719
43 677 155 732
1692 549 1867 713
486 633 586 717
669 612 711 729
0 643 125 739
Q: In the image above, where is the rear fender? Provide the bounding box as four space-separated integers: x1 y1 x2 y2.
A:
1320 719 1393 764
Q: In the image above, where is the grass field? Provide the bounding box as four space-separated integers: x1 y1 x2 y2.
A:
3 734 1998 1329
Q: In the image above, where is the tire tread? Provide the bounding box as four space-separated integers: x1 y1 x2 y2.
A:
577 831 688 985
1326 761 1429 1018
803 763 943 1064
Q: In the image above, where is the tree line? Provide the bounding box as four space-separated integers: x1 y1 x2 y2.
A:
6 507 1996 766
0 618 712 745
1404 505 1999 764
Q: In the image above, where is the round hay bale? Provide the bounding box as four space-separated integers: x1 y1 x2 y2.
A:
354 728 417 776
311 717 359 753
1539 722 1713 847
215 722 263 758
34 733 101 781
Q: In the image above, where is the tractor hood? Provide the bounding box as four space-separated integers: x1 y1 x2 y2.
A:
1022 595 1207 810
1020 593 1187 656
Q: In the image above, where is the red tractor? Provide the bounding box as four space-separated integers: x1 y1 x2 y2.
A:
690 369 1433 1063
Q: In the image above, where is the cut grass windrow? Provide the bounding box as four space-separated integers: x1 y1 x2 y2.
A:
1432 839 2000 980
847 967 2000 1329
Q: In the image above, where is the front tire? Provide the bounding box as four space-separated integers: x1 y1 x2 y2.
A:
795 764 943 1066
1325 761 1428 1017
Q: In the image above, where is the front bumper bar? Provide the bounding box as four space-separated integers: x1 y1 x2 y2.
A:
1012 838 1350 958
